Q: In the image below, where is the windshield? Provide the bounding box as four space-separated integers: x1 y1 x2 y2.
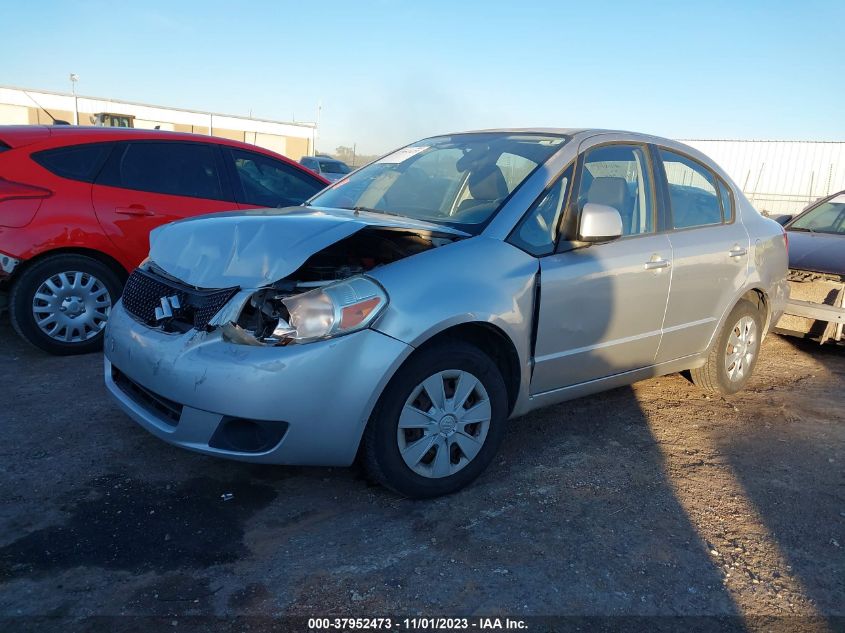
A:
319 161 351 174
790 195 845 235
309 132 568 233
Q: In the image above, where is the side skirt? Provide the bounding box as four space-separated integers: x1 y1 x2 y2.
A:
518 353 704 415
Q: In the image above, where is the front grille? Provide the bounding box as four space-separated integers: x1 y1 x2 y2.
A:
112 366 183 426
121 268 238 331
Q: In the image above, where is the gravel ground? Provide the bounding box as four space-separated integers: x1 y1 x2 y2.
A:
0 319 842 632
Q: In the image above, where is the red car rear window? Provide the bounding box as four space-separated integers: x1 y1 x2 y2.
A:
31 143 113 182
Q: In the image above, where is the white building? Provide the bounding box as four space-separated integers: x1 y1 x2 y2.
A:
0 85 317 160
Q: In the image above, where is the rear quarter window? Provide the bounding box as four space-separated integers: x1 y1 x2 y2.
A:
32 143 113 182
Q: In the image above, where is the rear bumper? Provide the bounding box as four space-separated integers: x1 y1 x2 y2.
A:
104 302 413 465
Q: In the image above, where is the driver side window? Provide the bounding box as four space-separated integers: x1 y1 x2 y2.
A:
579 144 655 236
229 149 324 208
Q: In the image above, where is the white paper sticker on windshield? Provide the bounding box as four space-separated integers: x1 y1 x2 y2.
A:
831 194 845 204
377 146 429 164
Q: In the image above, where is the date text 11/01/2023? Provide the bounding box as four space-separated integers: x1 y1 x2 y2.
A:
307 617 528 630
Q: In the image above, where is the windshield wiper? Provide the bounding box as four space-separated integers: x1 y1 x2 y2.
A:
348 206 406 218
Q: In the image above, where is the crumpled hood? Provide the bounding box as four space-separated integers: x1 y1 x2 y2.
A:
787 230 845 276
148 206 468 288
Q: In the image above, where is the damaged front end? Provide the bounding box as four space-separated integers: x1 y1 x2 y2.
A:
229 227 454 345
132 224 460 347
225 276 388 346
776 269 845 344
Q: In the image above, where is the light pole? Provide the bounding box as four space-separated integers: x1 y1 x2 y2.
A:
313 99 322 157
69 73 79 125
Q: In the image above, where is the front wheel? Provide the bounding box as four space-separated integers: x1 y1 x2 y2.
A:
690 299 763 395
362 340 509 498
10 254 124 355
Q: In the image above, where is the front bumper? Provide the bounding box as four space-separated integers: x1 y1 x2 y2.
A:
104 302 412 465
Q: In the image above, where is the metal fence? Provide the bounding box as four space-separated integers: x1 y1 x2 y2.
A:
680 139 845 216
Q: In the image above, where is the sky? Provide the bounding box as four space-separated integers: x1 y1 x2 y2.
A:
2 0 844 155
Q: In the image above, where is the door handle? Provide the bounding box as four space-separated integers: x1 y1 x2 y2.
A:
115 204 155 216
729 246 748 257
644 258 671 270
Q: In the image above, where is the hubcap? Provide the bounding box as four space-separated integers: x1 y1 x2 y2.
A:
724 315 758 383
32 271 112 343
397 369 491 479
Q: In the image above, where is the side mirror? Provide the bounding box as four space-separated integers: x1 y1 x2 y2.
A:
771 214 793 226
579 202 623 242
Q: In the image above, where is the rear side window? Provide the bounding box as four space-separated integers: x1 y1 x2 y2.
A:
229 149 325 208
659 149 724 229
32 143 113 182
98 142 226 200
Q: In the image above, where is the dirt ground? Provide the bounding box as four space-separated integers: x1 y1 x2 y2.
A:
0 317 842 632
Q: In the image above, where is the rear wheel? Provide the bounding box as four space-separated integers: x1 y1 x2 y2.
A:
690 299 762 395
362 340 508 498
10 254 123 355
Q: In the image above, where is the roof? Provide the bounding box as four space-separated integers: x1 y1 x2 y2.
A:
0 125 326 179
0 124 263 148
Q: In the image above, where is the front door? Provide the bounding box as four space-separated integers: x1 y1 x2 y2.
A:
530 141 672 394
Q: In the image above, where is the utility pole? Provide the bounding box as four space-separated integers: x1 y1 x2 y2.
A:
313 99 322 157
69 73 79 125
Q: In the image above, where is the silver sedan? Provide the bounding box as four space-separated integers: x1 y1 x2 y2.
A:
104 129 789 498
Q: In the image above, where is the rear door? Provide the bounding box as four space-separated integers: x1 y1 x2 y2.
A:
653 147 750 362
91 140 235 268
224 147 327 209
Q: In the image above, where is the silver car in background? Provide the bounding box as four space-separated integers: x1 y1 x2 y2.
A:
299 155 352 182
104 129 789 498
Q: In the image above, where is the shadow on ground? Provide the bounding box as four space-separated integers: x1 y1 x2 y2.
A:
1 322 842 632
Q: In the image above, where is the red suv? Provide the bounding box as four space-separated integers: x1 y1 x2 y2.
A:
0 126 329 354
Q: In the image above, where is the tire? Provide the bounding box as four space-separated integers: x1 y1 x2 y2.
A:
690 299 763 395
10 254 124 355
362 340 509 498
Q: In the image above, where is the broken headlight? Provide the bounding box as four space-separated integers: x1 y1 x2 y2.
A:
239 276 388 345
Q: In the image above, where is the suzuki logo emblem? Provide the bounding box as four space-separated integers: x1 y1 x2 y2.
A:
154 295 181 321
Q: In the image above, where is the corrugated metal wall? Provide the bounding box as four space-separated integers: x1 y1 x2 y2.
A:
680 140 845 216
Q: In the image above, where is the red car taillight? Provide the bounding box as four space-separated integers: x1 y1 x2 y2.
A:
781 225 789 253
0 177 52 202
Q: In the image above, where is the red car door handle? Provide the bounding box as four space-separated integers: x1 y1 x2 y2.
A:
115 205 155 216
